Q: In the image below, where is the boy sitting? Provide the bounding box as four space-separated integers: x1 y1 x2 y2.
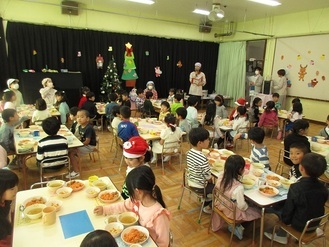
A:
272 93 281 110
186 127 214 214
142 91 157 117
69 106 80 138
176 107 191 141
118 106 139 142
68 109 97 178
171 94 183 115
81 91 98 119
264 153 328 244
36 117 68 170
135 88 145 111
318 114 329 139
105 93 118 122
186 96 199 128
121 91 131 108
248 127 270 169
111 105 121 135
288 142 310 181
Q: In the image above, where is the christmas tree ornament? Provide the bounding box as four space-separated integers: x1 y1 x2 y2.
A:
61 58 65 63
33 50 37 55
177 60 183 68
155 66 162 77
108 46 113 51
77 51 81 57
145 51 149 56
122 42 138 88
96 54 104 69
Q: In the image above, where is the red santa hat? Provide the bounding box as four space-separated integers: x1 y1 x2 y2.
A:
234 97 246 106
123 136 150 158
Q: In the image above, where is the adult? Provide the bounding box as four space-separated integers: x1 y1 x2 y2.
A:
5 79 24 107
249 67 264 93
189 62 206 104
272 69 287 109
143 81 158 100
39 78 57 105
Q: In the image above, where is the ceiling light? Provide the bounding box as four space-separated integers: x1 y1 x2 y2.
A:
193 9 210 16
208 4 225 22
127 0 155 5
248 0 281 6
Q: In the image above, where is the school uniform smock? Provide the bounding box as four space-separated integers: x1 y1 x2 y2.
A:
152 127 183 154
189 71 206 96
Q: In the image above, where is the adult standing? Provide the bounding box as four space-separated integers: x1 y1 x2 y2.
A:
5 79 24 107
189 62 206 104
39 78 57 105
250 67 264 93
272 69 287 109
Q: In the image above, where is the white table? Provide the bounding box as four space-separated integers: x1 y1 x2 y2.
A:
132 118 167 141
13 177 157 247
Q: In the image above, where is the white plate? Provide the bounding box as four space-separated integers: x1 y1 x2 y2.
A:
98 190 120 203
258 185 279 197
121 226 149 245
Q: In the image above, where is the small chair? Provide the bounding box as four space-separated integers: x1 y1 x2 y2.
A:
233 125 250 152
113 135 124 172
274 149 291 178
177 168 207 223
89 136 100 162
209 187 256 246
270 212 329 247
160 140 182 175
262 119 278 138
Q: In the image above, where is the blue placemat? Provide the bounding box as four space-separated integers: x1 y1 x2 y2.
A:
59 210 94 239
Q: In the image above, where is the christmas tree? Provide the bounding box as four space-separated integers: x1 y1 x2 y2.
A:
121 42 138 87
100 56 121 101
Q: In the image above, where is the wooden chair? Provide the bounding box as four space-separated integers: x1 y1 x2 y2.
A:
262 119 278 138
89 136 100 162
209 187 256 246
178 168 208 223
160 139 182 175
274 149 290 178
112 135 125 172
233 125 250 152
270 212 329 247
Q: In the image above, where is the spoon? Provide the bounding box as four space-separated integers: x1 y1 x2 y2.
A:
19 205 30 223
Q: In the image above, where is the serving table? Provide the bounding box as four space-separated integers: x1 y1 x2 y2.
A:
13 176 157 247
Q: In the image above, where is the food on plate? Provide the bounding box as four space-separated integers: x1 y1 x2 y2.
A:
120 216 136 224
241 178 255 189
122 229 147 244
259 186 279 197
46 199 63 211
209 151 220 158
208 158 216 164
266 180 281 188
105 222 124 238
24 197 46 207
66 180 85 191
266 175 280 181
252 163 265 169
280 178 293 189
56 187 73 198
252 168 264 177
99 190 120 203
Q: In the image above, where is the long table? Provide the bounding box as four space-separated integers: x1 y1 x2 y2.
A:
14 125 83 189
13 176 157 247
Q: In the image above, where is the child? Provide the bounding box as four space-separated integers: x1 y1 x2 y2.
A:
272 93 281 110
36 117 68 170
111 105 121 135
284 119 311 166
249 67 263 93
81 92 98 119
40 78 57 105
248 97 262 126
158 101 170 121
214 95 228 119
31 98 51 124
69 106 80 137
264 153 328 244
80 230 118 247
105 93 118 122
319 114 329 139
272 69 287 109
0 169 19 246
258 101 278 128
78 86 90 108
167 88 175 104
229 98 246 121
288 97 301 113
287 101 303 122
170 94 184 115
211 155 261 239
144 81 158 100
186 96 199 128
117 106 139 142
0 144 8 168
186 127 214 214
135 88 145 111
6 78 24 107
3 91 16 110
248 127 270 169
228 106 249 145
54 91 70 124
142 91 157 117
176 107 191 136
121 91 131 108
288 142 309 181
68 109 97 178
94 166 171 247
121 136 151 199
150 114 183 164
0 92 5 112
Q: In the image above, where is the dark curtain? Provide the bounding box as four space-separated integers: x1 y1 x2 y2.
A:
0 18 9 89
6 21 219 101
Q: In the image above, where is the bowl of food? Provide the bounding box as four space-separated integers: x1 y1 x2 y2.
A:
18 130 31 137
98 190 120 203
202 149 210 156
315 136 325 140
105 222 124 238
311 143 323 152
266 174 281 182
24 204 46 220
317 139 326 144
86 187 101 198
88 175 99 185
241 178 255 189
266 180 281 188
118 212 139 227
252 168 264 177
280 178 293 190
45 199 63 212
137 127 148 134
66 180 85 192
47 180 65 192
104 215 118 224
23 196 47 208
130 244 143 247
213 160 225 171
208 158 216 165
56 187 73 198
154 121 162 125
18 139 35 150
121 226 149 245
252 163 265 169
258 185 279 197
92 180 108 191
209 151 220 159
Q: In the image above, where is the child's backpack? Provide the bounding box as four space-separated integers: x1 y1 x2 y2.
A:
204 100 216 125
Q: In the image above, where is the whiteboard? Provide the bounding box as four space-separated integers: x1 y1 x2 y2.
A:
272 34 329 100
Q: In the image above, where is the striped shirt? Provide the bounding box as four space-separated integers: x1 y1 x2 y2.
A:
186 148 211 188
250 144 270 169
36 135 68 167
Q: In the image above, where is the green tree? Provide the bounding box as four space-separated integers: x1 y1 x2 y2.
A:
100 56 121 101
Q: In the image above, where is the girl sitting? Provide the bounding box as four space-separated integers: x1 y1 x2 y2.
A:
3 91 16 110
248 97 262 126
285 101 303 133
158 101 170 122
78 86 90 108
227 106 249 147
0 169 19 246
258 100 278 128
214 95 228 119
211 155 261 240
94 166 171 247
150 114 183 164
32 98 51 125
54 91 70 124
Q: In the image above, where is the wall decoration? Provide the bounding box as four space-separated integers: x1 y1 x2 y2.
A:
121 42 138 88
155 66 162 77
177 60 182 68
77 51 81 57
101 55 121 101
96 54 104 69
298 65 307 81
33 50 37 55
308 78 318 88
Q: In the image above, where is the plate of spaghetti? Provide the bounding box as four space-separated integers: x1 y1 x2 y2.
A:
258 185 279 197
121 226 149 245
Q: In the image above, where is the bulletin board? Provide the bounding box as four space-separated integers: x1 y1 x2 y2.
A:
272 34 329 101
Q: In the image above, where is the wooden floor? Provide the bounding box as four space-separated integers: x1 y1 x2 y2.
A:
13 117 329 247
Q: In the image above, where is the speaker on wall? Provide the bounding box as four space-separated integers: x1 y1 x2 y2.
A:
61 1 79 15
199 22 212 33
